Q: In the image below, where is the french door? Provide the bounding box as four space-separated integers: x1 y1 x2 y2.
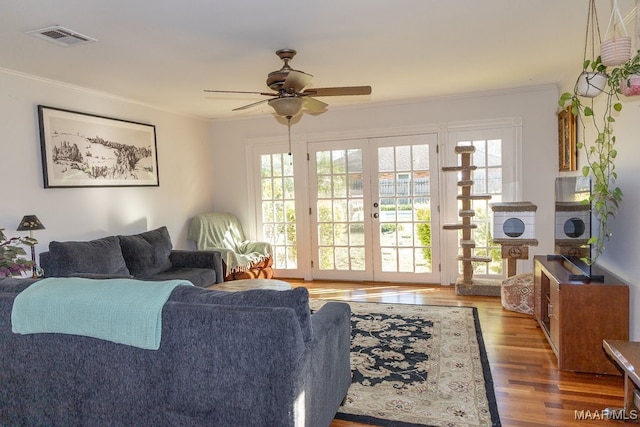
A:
308 133 440 283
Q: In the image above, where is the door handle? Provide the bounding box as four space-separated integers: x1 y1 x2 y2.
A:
373 213 379 218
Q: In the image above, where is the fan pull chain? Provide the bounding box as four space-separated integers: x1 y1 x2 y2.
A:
287 116 293 166
287 116 292 156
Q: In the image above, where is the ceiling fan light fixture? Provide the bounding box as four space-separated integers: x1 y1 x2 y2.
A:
205 49 371 118
268 97 304 118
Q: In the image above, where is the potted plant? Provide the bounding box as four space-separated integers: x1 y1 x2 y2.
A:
558 56 623 263
575 56 608 98
0 228 36 277
609 49 640 96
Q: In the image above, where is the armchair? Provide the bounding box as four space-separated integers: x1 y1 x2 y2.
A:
187 213 274 281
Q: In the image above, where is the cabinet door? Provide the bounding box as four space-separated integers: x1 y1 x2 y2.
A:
549 279 560 354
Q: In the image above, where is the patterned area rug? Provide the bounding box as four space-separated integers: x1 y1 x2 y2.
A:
310 300 501 427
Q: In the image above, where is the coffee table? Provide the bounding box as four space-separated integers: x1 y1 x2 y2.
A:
207 278 292 292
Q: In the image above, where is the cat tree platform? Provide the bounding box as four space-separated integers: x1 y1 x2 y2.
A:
454 277 502 296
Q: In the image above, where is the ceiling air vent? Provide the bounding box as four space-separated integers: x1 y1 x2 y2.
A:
26 25 97 47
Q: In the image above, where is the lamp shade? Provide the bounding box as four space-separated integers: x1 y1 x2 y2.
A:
268 97 303 118
17 215 45 231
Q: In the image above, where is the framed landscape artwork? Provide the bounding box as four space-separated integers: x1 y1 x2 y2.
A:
557 106 577 172
38 106 159 188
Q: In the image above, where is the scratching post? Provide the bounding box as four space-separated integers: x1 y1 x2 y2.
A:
442 146 494 294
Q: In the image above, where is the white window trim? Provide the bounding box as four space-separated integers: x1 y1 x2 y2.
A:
439 117 523 285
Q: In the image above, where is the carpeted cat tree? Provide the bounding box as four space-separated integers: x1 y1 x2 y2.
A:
442 145 499 296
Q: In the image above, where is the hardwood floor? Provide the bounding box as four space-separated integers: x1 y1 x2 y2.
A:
287 279 631 427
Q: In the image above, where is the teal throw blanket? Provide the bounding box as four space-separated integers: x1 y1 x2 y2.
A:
11 277 192 350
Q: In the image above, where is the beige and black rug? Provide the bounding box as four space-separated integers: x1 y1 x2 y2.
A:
310 300 501 427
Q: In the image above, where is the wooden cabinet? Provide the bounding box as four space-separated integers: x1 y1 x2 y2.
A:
533 255 629 374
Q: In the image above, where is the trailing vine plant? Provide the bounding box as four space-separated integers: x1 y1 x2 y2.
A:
558 55 624 263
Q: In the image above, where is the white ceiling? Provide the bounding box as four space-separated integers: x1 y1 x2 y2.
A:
0 0 636 120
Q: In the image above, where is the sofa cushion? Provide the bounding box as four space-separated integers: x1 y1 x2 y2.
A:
169 286 313 342
148 267 216 288
48 236 130 277
118 227 173 277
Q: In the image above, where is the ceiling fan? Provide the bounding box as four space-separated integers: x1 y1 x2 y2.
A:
204 49 372 119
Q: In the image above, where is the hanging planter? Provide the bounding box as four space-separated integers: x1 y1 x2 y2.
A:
575 0 606 98
576 69 607 97
610 49 640 97
619 74 640 95
601 38 632 66
600 0 632 66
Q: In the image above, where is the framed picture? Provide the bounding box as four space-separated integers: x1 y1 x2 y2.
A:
38 105 159 188
558 106 577 172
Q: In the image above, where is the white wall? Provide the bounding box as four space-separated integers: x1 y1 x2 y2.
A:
587 93 640 341
210 86 559 260
0 69 215 251
606 104 640 341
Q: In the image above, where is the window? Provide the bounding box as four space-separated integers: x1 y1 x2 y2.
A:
260 152 298 270
458 139 503 275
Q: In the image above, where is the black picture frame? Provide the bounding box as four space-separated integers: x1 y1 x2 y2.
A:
38 105 159 188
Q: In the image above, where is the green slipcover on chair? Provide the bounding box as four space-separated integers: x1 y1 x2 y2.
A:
187 213 273 281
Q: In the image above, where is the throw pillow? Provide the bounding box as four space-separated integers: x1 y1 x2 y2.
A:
118 226 173 277
48 236 130 277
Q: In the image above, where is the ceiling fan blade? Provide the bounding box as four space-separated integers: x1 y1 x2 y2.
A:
232 99 270 111
303 97 328 112
204 89 277 96
283 70 313 93
301 86 372 97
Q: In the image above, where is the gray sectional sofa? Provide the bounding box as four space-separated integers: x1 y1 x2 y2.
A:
39 226 224 287
0 281 352 426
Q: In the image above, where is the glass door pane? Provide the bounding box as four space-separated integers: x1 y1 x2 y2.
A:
312 144 371 281
372 134 440 283
260 152 298 270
